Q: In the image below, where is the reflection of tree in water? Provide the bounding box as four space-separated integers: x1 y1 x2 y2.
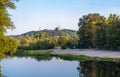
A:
0 56 5 77
0 66 1 77
15 56 53 61
0 66 6 77
0 56 52 77
77 61 120 77
33 56 52 61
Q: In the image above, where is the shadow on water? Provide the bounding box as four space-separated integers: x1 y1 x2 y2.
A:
77 61 120 77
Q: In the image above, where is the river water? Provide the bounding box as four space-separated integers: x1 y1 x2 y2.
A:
0 56 120 77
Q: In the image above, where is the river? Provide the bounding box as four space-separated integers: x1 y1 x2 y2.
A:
0 56 120 77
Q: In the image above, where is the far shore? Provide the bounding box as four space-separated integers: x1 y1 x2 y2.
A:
51 48 120 58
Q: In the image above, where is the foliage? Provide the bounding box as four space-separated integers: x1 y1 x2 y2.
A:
13 29 78 50
78 13 106 48
15 29 77 37
58 35 69 45
30 38 55 50
53 54 93 61
106 14 120 50
0 36 18 57
61 44 67 49
78 13 120 50
16 30 79 50
5 37 19 55
0 0 18 58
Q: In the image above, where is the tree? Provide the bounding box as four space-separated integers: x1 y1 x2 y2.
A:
34 32 48 39
78 13 120 50
58 35 70 46
30 38 55 50
106 14 120 50
0 0 18 58
19 38 29 46
78 13 106 48
5 37 19 55
94 24 107 49
0 36 18 58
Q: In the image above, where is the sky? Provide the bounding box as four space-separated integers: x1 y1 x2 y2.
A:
7 0 120 35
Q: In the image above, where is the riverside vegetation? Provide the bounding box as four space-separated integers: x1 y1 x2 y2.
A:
0 0 120 77
0 0 120 61
2 14 120 61
15 13 120 52
14 49 120 62
0 0 19 59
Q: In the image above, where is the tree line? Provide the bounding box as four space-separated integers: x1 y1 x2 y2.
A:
1 0 120 59
78 13 120 50
17 13 120 51
17 32 79 50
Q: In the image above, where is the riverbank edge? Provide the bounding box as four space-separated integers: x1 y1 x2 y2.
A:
14 49 120 62
52 49 120 61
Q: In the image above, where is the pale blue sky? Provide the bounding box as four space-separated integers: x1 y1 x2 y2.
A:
7 0 120 35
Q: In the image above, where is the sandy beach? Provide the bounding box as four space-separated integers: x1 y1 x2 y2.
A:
51 48 120 58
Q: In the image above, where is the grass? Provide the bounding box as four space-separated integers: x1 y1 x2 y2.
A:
51 54 120 62
51 54 94 61
98 57 120 62
25 50 52 55
15 49 120 62
15 49 52 57
15 49 94 61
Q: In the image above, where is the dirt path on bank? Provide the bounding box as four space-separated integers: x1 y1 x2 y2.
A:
51 49 120 58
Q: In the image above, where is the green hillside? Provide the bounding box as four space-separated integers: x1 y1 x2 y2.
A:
20 29 77 37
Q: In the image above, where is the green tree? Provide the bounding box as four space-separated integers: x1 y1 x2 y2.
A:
66 36 79 49
78 13 120 50
19 38 28 46
94 24 107 49
5 37 19 55
34 32 48 39
0 0 18 58
58 35 70 46
52 36 59 46
78 13 106 48
30 38 55 50
106 14 120 50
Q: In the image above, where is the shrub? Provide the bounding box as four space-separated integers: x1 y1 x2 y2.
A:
61 44 67 49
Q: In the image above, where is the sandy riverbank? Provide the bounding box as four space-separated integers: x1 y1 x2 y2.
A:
51 49 120 58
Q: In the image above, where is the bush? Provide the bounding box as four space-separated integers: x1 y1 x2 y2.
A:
18 46 31 50
61 44 67 49
29 39 55 50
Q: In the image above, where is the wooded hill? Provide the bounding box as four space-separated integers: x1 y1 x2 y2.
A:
13 29 78 50
13 29 77 37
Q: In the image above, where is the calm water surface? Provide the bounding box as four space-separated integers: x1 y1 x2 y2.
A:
0 57 79 77
0 57 120 77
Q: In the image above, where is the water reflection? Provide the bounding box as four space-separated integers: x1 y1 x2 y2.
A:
1 56 78 77
1 56 120 77
3 55 53 62
0 66 5 77
1 55 52 77
0 56 5 77
77 61 120 77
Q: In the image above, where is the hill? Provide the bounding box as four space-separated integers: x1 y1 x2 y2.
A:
12 29 77 37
